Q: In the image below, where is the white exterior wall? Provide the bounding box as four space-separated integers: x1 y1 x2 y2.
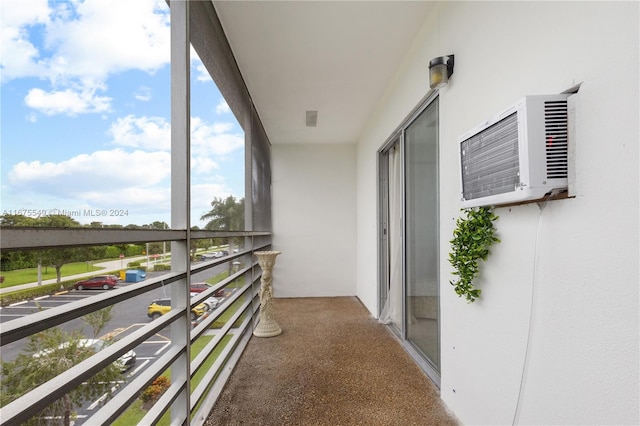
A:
272 143 357 297
356 2 639 425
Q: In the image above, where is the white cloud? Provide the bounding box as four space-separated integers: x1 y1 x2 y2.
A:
0 0 49 27
79 185 170 208
195 63 210 82
108 114 243 156
192 157 219 175
1 0 170 114
191 47 211 82
0 1 50 82
134 86 152 102
191 117 244 156
216 100 231 114
44 0 170 81
25 87 112 116
8 149 171 197
212 122 234 133
109 115 170 151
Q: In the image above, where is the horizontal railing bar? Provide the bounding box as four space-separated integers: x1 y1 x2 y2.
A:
0 251 252 345
188 242 269 275
88 344 184 425
0 308 185 426
191 230 271 239
191 287 253 375
0 227 271 251
191 271 257 332
0 228 181 251
192 289 257 370
0 271 184 345
140 375 188 426
191 321 254 426
191 314 253 412
0 233 272 424
189 264 255 317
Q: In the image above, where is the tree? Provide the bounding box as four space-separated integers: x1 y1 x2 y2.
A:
145 221 169 230
200 196 245 274
38 217 88 281
83 306 114 339
200 196 244 232
0 215 87 282
188 226 213 261
200 196 245 252
0 214 39 227
0 308 122 425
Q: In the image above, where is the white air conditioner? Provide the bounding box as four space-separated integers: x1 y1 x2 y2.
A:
459 94 570 208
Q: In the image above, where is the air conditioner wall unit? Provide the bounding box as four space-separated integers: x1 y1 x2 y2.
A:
459 94 570 208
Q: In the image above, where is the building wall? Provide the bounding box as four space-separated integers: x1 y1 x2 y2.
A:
356 2 639 425
272 143 357 298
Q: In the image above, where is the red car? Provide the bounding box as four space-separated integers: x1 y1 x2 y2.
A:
74 276 118 291
190 282 225 297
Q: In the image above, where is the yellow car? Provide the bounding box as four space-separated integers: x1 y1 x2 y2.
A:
147 298 206 321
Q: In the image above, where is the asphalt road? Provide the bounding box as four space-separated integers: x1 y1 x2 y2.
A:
0 263 229 424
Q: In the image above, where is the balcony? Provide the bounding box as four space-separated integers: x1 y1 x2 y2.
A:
0 227 455 425
0 227 273 425
204 297 457 425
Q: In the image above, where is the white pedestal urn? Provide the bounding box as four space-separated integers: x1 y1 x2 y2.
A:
253 251 282 337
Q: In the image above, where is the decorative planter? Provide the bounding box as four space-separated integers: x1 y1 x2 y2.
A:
253 251 282 337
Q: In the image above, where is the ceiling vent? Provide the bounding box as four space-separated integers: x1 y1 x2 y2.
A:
306 110 318 127
459 94 570 208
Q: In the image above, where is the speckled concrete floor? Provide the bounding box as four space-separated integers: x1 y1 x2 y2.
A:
205 297 459 426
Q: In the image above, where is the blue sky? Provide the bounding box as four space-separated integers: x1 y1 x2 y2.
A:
0 0 245 228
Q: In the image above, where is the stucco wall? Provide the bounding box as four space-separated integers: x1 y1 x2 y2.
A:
356 2 639 425
272 143 357 298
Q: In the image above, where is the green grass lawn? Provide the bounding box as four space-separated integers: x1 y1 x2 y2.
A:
0 262 105 288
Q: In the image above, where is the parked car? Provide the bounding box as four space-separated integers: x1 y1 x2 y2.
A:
201 251 224 260
190 292 220 311
33 338 136 372
190 282 225 297
74 276 118 291
147 298 206 321
202 297 221 311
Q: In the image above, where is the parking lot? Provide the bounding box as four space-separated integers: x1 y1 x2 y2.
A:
0 275 227 424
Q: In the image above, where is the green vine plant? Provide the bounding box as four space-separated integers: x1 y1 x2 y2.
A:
449 206 500 303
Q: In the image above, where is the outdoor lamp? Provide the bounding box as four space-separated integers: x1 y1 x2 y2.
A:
429 55 454 89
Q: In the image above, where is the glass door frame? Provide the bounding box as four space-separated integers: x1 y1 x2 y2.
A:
378 135 405 337
377 91 440 387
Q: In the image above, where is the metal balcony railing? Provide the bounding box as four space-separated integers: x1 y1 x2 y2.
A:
0 227 271 425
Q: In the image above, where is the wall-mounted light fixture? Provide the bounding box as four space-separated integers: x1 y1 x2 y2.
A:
429 55 455 89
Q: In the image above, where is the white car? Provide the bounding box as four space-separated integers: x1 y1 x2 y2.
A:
200 252 223 260
202 296 221 311
191 292 220 311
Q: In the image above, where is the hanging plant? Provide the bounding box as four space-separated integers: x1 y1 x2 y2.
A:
449 206 500 303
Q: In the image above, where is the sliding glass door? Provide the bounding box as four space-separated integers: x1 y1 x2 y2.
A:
405 98 439 371
379 95 440 381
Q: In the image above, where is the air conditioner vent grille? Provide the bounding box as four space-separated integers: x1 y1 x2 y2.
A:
544 100 568 179
461 112 519 201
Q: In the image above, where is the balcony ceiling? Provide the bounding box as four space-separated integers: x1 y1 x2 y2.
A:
213 1 434 145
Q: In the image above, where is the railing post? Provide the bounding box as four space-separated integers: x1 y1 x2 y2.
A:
170 0 191 423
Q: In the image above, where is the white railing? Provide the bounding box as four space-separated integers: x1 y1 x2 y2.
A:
0 227 271 425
